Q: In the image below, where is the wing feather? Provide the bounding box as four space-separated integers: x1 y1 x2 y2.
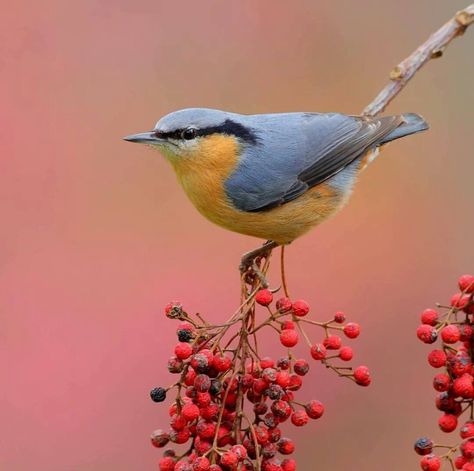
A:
225 113 404 212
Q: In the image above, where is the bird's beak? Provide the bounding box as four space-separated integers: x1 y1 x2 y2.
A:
123 132 165 144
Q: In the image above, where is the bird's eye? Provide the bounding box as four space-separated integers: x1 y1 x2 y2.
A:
181 128 197 140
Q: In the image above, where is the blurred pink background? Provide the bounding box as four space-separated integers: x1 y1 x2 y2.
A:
1 1 473 469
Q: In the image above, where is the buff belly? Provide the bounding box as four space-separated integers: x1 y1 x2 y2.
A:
188 184 346 244
165 134 374 245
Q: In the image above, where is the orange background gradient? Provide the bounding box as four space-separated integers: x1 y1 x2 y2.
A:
1 1 474 470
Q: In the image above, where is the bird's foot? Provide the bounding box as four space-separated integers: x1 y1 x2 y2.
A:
239 240 278 288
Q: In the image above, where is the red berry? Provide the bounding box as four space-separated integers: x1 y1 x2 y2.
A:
291 410 309 427
438 413 458 433
254 402 268 416
195 391 211 407
420 454 441 471
459 275 474 293
343 323 360 339
167 356 184 374
281 320 295 330
276 297 292 313
310 344 327 360
286 374 302 391
230 444 247 461
465 300 474 315
170 414 187 431
281 459 296 471
177 321 194 332
292 299 310 317
159 456 175 471
150 429 169 448
339 346 353 361
448 351 472 377
453 374 474 399
213 354 232 372
271 400 292 420
269 427 282 443
169 399 189 416
191 353 210 373
334 311 346 323
414 437 434 456
175 461 193 471
276 370 291 388
294 359 309 376
220 451 238 468
417 325 438 344
255 425 270 445
280 329 299 348
200 403 219 421
194 374 211 392
256 289 273 306
277 437 295 455
455 456 468 470
196 420 216 440
262 458 283 471
170 428 191 444
428 350 447 368
433 373 451 392
441 325 461 344
198 349 214 363
354 365 371 386
262 368 278 383
192 457 211 471
253 378 268 394
462 463 474 471
175 342 193 360
436 392 461 415
421 309 439 326
451 293 471 309
461 421 474 439
181 368 195 386
181 403 200 422
305 400 324 419
460 325 474 342
260 357 275 369
461 438 474 459
323 335 342 350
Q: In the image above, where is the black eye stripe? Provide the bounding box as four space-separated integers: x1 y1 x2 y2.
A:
154 130 182 140
154 119 259 144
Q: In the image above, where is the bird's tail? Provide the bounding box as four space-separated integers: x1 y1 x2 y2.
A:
380 113 429 144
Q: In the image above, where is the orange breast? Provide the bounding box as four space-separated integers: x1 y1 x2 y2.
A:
167 135 350 244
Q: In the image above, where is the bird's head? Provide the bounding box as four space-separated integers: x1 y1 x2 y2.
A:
124 108 259 167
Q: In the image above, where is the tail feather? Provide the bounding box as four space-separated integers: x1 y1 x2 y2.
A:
380 113 429 144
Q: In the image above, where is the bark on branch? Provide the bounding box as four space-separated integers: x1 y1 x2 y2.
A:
363 4 474 117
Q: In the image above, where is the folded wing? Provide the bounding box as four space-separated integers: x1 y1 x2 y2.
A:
225 113 404 212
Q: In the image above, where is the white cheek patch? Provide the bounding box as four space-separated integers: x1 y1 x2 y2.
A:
176 138 201 154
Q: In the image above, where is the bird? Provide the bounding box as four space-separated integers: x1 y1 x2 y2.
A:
124 108 428 266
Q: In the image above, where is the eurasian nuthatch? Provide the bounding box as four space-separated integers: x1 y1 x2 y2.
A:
124 108 428 245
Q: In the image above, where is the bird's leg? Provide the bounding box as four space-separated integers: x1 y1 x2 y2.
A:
240 240 279 288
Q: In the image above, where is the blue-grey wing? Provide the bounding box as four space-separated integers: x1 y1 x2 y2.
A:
225 113 403 212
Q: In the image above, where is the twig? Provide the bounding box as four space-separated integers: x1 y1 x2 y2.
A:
363 4 474 117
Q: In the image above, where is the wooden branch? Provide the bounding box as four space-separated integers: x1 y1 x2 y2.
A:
363 4 474 117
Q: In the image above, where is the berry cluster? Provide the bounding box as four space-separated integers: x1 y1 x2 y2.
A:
150 281 370 471
414 274 474 470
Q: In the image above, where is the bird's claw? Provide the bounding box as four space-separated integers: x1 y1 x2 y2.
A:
239 259 269 288
239 240 278 288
